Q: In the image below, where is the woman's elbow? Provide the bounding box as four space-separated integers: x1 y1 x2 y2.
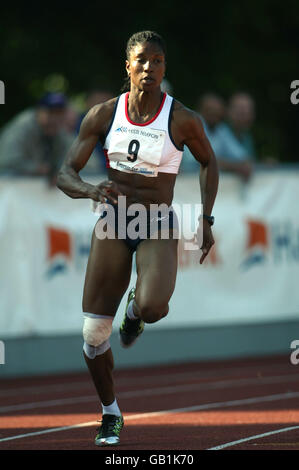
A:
56 170 64 190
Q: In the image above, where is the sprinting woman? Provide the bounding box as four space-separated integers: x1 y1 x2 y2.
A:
57 30 219 446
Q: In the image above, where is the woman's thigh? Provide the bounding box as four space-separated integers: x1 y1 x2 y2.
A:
135 236 178 309
83 228 133 316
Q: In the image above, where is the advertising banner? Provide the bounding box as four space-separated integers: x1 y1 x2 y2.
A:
0 171 298 337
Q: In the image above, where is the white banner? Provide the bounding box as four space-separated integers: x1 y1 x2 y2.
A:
0 171 298 338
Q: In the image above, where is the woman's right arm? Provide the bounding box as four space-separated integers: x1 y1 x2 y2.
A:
56 102 120 203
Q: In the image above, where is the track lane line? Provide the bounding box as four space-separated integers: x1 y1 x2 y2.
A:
1 391 299 443
1 373 298 414
207 425 299 450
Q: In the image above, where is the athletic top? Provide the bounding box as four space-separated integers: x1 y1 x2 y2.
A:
103 92 183 177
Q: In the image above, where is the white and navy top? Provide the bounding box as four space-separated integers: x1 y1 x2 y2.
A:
103 92 183 177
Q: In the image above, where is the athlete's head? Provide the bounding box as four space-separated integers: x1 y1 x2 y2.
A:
123 31 166 92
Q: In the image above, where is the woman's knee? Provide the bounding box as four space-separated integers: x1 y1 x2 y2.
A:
136 300 169 324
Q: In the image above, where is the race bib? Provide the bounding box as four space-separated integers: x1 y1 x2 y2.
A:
107 125 166 177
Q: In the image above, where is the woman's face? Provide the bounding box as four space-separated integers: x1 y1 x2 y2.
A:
126 41 166 91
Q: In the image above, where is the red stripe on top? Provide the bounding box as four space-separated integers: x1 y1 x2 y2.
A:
125 92 167 127
103 148 110 168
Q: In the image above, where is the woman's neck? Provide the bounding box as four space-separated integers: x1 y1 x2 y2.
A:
128 86 163 122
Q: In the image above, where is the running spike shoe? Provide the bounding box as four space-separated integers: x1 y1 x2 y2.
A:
95 414 124 446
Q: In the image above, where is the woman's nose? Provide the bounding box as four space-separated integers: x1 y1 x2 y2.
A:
144 60 152 71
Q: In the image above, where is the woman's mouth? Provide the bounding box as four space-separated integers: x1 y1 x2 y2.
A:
142 76 155 83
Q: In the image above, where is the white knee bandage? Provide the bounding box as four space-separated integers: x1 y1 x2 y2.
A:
83 313 113 359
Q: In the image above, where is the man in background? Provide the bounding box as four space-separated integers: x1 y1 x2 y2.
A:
0 92 73 185
216 92 256 182
181 93 226 173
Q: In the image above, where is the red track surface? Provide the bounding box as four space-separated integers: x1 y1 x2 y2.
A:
0 354 299 451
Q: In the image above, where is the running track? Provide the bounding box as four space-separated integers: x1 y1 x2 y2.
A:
0 354 299 451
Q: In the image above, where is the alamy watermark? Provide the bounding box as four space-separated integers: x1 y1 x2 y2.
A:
91 197 204 251
0 340 5 364
290 340 299 365
0 80 4 104
290 80 299 105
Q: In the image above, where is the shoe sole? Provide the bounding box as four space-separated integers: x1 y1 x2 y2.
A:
95 439 120 446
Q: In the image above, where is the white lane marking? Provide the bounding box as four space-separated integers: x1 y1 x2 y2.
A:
207 425 299 450
1 373 298 414
1 391 299 443
0 361 291 398
0 421 97 443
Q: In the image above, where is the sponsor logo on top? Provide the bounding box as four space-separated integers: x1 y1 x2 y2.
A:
115 126 126 133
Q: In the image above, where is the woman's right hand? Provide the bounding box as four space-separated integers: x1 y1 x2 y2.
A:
88 180 123 204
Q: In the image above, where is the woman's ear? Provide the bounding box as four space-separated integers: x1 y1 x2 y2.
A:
125 60 130 76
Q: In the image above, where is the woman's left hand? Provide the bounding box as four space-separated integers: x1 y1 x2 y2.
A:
198 219 215 264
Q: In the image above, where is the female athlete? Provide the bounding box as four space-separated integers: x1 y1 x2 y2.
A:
57 30 219 446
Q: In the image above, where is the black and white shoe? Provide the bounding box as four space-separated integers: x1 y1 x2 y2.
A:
95 414 124 446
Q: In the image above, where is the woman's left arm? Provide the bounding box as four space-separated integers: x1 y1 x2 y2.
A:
178 109 219 264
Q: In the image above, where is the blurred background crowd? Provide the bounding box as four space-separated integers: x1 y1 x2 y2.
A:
0 85 267 184
0 89 113 184
1 0 298 187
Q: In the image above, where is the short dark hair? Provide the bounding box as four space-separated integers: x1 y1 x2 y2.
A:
121 31 166 92
125 30 166 59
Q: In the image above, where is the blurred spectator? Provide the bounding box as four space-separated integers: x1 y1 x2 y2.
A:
197 93 226 155
0 92 73 186
76 89 113 172
216 92 256 182
85 89 113 114
180 93 226 173
63 103 79 134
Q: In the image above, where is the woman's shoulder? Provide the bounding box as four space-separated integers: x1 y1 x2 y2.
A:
79 96 119 136
172 98 198 121
171 98 202 133
89 96 119 122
